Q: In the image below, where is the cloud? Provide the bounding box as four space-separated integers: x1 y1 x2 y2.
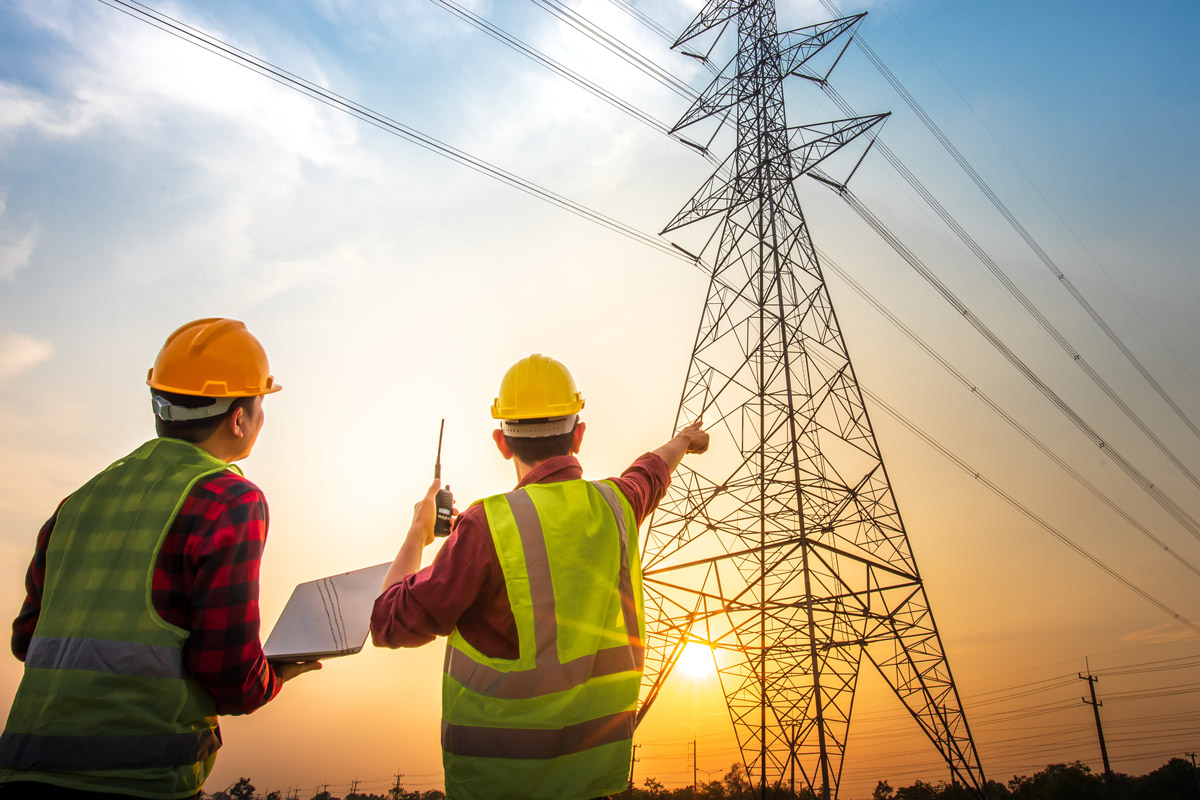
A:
0 192 38 280
0 81 99 140
1121 623 1198 646
0 332 53 383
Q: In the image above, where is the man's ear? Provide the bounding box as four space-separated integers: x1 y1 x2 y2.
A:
226 403 251 439
570 421 586 455
492 428 514 461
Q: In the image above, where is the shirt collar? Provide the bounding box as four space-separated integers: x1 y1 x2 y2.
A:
516 454 583 489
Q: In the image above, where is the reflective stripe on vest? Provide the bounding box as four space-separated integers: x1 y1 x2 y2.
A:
24 636 185 680
441 709 635 760
0 729 220 771
443 483 642 702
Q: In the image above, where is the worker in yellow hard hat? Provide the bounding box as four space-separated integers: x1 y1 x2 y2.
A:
0 318 320 800
372 354 709 800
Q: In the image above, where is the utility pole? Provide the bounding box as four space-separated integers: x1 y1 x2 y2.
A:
790 723 796 796
1186 752 1200 794
691 738 697 799
1080 671 1114 792
349 778 359 798
390 773 403 800
627 744 640 800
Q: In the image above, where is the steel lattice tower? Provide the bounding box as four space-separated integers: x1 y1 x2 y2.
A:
638 2 987 797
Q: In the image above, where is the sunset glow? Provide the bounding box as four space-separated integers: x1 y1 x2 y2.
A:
2 1 1199 797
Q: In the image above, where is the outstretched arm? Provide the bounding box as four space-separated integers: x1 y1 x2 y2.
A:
652 419 710 473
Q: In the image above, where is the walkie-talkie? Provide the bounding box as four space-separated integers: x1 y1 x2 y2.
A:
433 419 454 537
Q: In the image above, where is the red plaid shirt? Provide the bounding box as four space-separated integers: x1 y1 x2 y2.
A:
11 469 280 715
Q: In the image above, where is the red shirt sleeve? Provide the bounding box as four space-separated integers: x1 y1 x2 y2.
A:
371 505 517 659
152 472 280 715
10 508 59 661
608 452 672 525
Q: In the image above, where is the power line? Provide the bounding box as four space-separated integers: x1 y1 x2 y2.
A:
98 0 688 265
528 0 697 99
876 0 1200 399
832 184 1200 546
812 81 1200 498
428 0 672 135
818 248 1200 582
819 0 1200 447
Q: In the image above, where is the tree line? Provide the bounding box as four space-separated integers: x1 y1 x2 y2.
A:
204 758 1200 800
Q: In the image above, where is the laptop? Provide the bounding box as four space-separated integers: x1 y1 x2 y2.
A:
262 562 391 662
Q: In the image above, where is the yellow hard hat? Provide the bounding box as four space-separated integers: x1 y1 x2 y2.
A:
147 318 282 398
491 354 584 421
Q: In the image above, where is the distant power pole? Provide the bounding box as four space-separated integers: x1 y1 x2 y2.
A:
1186 752 1200 794
1080 672 1114 790
627 743 640 800
390 773 403 800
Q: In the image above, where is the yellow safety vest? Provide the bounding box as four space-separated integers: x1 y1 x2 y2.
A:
0 439 232 798
441 479 644 800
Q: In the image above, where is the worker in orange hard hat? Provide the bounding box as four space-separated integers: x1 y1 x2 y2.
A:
372 354 709 800
0 318 320 800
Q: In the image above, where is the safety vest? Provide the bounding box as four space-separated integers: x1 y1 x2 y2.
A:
0 438 234 799
441 479 644 800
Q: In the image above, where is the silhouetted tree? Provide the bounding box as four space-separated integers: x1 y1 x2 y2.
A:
1008 762 1102 800
227 778 256 800
723 763 750 799
893 779 937 800
1124 757 1200 800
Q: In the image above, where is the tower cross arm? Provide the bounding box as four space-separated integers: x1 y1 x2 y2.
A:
778 13 866 78
787 113 889 184
672 0 740 50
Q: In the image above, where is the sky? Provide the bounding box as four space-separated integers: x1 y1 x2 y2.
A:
1 0 1199 797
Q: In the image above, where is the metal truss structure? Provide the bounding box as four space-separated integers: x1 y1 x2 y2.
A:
639 2 987 797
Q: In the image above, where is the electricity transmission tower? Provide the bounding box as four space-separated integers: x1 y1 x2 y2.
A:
638 2 987 798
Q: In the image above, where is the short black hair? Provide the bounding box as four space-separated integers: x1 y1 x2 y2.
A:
503 418 578 465
153 390 256 444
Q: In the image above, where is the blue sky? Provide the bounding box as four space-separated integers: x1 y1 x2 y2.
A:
1 0 1199 794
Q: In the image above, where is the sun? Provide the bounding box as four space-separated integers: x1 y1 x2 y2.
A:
677 641 716 679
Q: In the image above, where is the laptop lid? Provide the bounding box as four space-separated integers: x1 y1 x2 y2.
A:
262 561 391 663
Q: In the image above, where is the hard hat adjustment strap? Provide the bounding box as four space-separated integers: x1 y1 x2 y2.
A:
152 394 237 422
501 415 577 438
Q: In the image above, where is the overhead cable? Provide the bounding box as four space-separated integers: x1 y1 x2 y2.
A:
99 0 687 264
814 82 1200 496
819 248 1200 582
803 345 1200 636
819 0 1200 446
429 0 672 135
528 0 698 99
832 185 1200 545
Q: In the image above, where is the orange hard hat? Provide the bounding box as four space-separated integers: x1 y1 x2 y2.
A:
147 318 281 398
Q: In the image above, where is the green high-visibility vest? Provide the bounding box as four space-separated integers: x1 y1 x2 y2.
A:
0 438 236 799
441 479 644 800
